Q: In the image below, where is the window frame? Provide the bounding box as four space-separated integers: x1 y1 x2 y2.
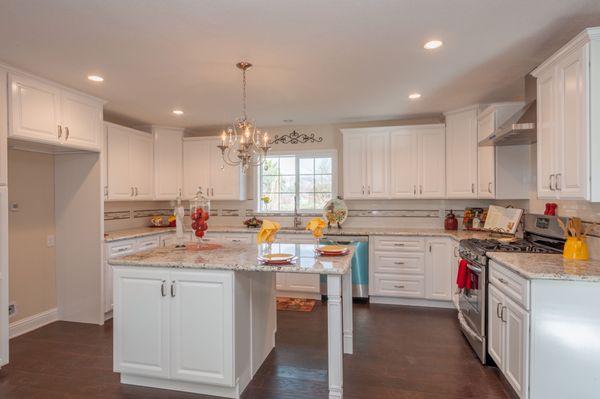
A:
256 149 338 214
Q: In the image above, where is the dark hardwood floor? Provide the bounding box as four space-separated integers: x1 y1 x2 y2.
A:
0 303 511 398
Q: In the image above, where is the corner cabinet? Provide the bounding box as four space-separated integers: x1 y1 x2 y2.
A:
341 128 389 199
532 27 600 201
183 137 245 200
105 123 154 200
8 72 103 151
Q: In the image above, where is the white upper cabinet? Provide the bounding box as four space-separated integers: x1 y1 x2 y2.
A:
342 132 367 199
390 129 418 198
8 72 103 151
182 137 244 200
532 28 600 201
477 111 496 199
106 122 154 201
418 126 446 198
153 127 183 200
341 128 389 199
445 106 478 198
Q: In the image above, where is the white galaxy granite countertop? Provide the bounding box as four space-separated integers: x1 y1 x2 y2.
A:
488 252 600 282
104 225 496 242
108 241 354 275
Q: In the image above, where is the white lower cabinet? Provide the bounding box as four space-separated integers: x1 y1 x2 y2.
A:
113 266 276 396
370 236 453 304
488 262 530 399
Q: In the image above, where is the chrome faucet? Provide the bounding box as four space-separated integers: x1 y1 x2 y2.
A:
293 196 302 229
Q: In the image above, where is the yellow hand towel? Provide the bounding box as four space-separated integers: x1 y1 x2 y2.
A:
257 219 281 244
306 217 326 238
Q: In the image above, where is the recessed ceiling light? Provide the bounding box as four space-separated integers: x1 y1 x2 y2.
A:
172 110 184 115
87 75 104 82
408 93 422 100
424 40 443 50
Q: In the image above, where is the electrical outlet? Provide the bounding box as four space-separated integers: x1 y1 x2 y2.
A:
47 235 55 247
8 303 16 318
10 202 19 212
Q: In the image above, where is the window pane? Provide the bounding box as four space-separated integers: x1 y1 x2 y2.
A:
280 157 296 175
262 175 279 193
263 158 279 175
280 175 296 193
315 192 332 209
299 193 314 209
315 175 332 192
300 175 315 192
299 158 314 174
315 158 332 174
262 193 279 211
280 194 295 211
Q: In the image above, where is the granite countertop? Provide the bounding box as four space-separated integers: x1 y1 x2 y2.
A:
488 252 600 282
108 241 354 275
104 225 496 242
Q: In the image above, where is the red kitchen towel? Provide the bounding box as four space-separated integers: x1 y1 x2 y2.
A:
456 259 468 289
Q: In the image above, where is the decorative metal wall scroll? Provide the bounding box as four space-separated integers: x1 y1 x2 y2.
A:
269 130 323 145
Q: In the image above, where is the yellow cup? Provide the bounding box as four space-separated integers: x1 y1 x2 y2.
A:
563 237 589 260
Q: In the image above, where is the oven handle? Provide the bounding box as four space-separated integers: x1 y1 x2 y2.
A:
458 312 483 343
466 263 482 274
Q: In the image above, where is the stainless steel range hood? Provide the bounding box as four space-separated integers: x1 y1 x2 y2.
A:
479 100 537 146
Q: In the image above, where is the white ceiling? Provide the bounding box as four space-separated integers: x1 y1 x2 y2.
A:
1 0 600 130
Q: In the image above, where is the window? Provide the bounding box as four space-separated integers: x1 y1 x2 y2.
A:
258 151 336 212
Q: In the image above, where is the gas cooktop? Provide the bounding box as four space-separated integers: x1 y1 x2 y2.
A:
460 238 557 256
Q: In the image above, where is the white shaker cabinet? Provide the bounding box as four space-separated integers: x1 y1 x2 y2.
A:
183 137 245 200
425 239 452 301
8 72 103 151
445 106 478 198
153 127 183 200
390 124 445 199
105 122 154 200
341 128 389 199
532 27 600 201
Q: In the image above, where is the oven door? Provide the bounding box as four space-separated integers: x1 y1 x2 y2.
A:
458 260 486 337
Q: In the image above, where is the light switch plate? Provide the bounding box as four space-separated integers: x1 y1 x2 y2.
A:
10 202 18 212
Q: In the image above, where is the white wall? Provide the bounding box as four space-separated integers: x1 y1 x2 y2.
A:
7 149 57 323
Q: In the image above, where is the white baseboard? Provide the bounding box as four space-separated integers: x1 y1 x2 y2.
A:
369 296 455 309
9 308 58 339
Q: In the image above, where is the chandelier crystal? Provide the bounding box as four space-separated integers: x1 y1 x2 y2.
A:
218 61 271 173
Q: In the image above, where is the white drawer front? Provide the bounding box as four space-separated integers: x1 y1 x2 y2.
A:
107 240 136 258
221 233 253 244
373 236 425 252
372 274 425 298
136 236 160 251
372 252 425 275
490 260 530 310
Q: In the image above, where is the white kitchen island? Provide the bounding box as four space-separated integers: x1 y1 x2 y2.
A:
109 241 355 399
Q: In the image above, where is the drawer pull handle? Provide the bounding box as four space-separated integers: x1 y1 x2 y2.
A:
232 239 241 242
496 302 503 318
394 262 405 265
161 280 166 297
497 277 509 285
171 281 176 297
394 285 405 289
393 243 405 247
501 306 507 323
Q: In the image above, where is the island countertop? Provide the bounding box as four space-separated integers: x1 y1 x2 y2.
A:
108 241 354 275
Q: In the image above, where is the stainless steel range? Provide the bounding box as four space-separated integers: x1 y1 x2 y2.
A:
457 214 566 364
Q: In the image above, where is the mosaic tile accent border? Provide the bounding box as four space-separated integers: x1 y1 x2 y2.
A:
133 209 173 218
348 209 440 218
104 211 131 221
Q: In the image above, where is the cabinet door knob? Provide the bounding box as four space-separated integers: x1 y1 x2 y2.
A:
65 126 70 140
57 125 62 139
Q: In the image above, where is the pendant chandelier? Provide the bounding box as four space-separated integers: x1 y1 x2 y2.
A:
218 61 271 173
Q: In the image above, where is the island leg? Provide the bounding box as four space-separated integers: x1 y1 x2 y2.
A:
327 274 343 399
342 269 353 355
